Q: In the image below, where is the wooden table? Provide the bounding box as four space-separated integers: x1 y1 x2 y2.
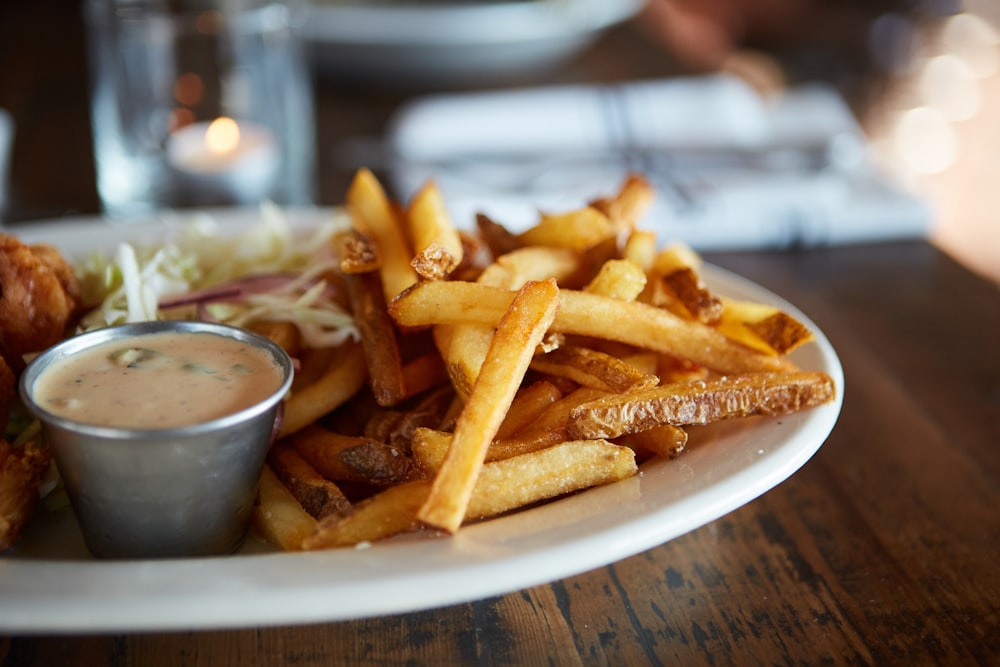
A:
2 2 998 665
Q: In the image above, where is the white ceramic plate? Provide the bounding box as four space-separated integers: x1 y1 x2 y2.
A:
0 208 843 634
305 0 645 86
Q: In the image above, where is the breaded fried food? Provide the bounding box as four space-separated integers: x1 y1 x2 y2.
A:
0 234 80 370
0 438 52 551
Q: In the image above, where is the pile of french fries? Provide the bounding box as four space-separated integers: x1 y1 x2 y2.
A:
252 169 836 551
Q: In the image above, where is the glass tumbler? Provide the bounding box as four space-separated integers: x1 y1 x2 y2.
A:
84 0 315 219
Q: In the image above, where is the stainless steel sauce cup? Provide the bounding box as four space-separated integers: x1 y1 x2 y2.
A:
19 320 294 559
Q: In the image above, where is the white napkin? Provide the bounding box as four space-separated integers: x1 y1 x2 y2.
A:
384 75 931 249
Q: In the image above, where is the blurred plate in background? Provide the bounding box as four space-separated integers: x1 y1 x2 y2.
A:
305 0 645 87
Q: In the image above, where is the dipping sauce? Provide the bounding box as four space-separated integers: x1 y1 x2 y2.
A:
32 330 285 430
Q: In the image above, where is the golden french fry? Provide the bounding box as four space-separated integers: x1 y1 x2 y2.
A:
475 212 522 259
291 424 412 485
253 464 318 552
647 243 720 323
623 229 657 274
590 173 656 234
418 278 560 533
335 229 380 275
303 479 429 549
339 255 406 407
716 298 815 356
388 281 799 375
304 439 637 549
246 320 302 359
412 426 567 473
584 259 647 301
406 180 464 280
267 442 352 519
495 379 563 440
567 371 836 439
620 424 689 459
530 345 660 393
279 340 368 438
401 350 450 399
516 207 614 252
346 168 418 300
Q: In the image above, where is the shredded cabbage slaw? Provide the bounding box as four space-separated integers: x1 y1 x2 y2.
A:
76 203 359 349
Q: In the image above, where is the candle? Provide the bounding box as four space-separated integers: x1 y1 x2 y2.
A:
166 117 279 203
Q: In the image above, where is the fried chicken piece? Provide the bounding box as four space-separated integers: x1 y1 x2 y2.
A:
0 438 52 551
0 234 80 371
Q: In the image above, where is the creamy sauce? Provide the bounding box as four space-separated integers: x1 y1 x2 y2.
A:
32 331 284 429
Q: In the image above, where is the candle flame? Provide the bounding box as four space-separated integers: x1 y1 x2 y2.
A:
205 117 240 155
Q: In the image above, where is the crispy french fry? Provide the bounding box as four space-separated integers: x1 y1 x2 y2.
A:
291 424 412 485
246 320 302 358
338 245 406 406
651 243 722 323
716 298 815 356
304 439 637 549
530 345 660 393
267 442 352 519
335 229 380 275
346 168 418 300
567 371 836 439
279 341 368 438
584 258 647 301
389 282 799 375
406 180 464 280
401 350 450 399
623 229 657 274
412 426 567 473
418 278 560 533
620 424 689 459
590 173 656 234
302 479 429 549
517 207 614 252
495 379 563 440
253 464 317 551
475 212 521 259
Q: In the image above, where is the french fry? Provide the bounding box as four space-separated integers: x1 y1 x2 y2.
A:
400 350 450 399
253 464 317 551
267 442 352 519
246 320 302 358
338 237 407 406
516 207 614 252
291 424 412 485
418 278 560 533
412 426 567 473
620 424 689 459
475 212 521 259
623 229 657 274
584 258 647 301
651 243 722 323
346 168 418 300
529 345 660 393
567 371 836 439
716 298 815 356
335 229 380 275
589 172 656 235
388 281 799 375
304 439 637 549
494 379 564 440
406 180 464 280
279 340 369 438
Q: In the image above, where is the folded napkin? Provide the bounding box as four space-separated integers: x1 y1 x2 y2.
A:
384 75 930 249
